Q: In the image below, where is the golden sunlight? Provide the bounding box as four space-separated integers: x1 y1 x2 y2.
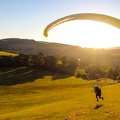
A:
49 20 120 48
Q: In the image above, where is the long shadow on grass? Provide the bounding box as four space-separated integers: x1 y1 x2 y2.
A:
94 104 103 109
0 67 71 86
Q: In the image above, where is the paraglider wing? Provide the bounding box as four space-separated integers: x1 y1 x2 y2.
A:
44 13 120 37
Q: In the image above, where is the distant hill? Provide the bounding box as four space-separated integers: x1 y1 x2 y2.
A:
0 38 71 54
0 38 83 56
105 47 120 50
0 38 120 57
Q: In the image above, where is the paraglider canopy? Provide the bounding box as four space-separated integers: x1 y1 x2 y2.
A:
44 13 120 37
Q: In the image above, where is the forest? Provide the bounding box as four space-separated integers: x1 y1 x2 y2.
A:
0 50 120 80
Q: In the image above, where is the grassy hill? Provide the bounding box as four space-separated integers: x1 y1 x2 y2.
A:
0 38 120 59
0 51 18 56
0 38 77 55
0 67 120 120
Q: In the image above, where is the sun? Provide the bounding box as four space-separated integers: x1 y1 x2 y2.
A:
48 20 120 48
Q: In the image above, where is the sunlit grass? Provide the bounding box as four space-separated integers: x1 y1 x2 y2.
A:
0 51 18 56
0 67 120 120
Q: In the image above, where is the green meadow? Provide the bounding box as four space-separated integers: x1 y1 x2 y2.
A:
0 67 120 120
0 51 18 56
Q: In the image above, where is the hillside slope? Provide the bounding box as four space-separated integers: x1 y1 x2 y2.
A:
0 67 120 120
0 38 78 56
0 38 120 58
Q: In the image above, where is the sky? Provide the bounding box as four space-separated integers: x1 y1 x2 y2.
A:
0 0 120 48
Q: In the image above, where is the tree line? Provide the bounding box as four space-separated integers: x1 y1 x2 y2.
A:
0 52 120 80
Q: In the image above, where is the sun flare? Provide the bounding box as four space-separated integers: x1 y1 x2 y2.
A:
49 20 120 48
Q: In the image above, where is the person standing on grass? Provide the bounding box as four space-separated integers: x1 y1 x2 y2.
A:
94 85 104 101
